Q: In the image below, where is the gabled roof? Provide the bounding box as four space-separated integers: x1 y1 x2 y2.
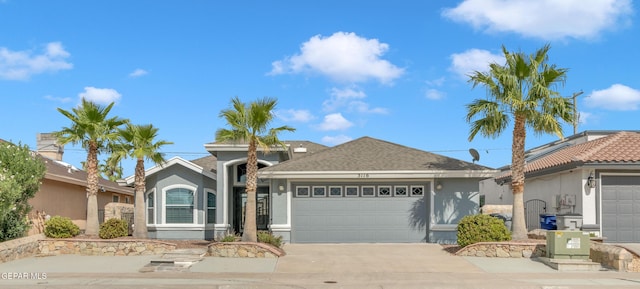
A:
190 155 217 174
124 156 216 185
42 157 133 195
260 136 494 174
498 131 640 180
283 140 328 160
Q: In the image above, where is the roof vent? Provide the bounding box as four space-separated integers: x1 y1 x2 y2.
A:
293 147 307 153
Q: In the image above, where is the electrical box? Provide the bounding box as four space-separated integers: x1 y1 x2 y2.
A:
546 230 590 260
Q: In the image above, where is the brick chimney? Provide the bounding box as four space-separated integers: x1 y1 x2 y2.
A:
37 133 64 161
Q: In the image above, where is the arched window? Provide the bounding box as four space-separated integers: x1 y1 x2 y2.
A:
206 191 216 224
165 187 195 224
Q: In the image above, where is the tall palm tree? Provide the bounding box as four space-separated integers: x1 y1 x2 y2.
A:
216 97 295 242
111 123 172 238
466 44 574 240
55 99 128 236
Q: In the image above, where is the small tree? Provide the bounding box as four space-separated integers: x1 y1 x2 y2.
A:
0 142 46 241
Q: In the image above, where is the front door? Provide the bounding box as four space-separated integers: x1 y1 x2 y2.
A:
233 187 270 234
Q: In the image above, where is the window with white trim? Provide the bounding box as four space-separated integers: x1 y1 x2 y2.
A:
147 191 155 224
165 188 195 223
411 186 424 196
112 194 120 203
361 186 375 197
125 196 130 204
394 186 408 197
296 186 310 197
329 186 342 197
313 186 326 197
378 186 391 197
345 186 359 197
206 191 216 224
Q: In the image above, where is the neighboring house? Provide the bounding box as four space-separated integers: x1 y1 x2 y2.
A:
481 130 640 243
134 136 496 243
28 133 134 233
123 156 217 239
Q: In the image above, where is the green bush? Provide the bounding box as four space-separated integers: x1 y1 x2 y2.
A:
219 233 238 242
99 218 128 239
457 214 511 247
44 216 80 238
257 231 283 248
0 210 30 241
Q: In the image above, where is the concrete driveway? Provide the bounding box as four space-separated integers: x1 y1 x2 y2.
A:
275 243 483 274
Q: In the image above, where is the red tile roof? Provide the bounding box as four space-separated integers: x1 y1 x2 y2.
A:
498 131 640 180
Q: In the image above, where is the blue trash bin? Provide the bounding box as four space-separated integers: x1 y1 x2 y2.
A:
540 214 557 230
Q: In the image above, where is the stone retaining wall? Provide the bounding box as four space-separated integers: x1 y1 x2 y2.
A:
590 242 640 272
0 234 44 263
38 239 176 256
208 242 285 258
456 241 546 258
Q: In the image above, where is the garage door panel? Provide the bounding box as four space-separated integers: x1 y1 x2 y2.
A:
602 176 640 243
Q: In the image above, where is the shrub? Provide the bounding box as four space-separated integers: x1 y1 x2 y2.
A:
99 218 128 239
0 210 30 241
457 214 511 247
219 234 238 242
257 231 283 248
44 216 80 238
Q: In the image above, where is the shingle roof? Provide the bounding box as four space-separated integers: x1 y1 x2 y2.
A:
498 131 640 179
42 156 133 195
190 155 217 174
283 140 329 160
260 136 493 172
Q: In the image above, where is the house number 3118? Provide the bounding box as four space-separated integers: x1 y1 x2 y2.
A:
357 173 370 178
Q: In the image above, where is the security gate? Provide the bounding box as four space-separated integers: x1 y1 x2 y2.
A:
525 199 546 230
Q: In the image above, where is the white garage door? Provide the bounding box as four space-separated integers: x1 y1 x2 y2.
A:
602 175 640 243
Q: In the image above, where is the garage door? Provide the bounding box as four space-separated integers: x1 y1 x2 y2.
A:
602 175 640 243
291 197 428 243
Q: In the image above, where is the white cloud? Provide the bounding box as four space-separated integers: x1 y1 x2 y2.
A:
275 109 315 122
78 87 122 105
269 32 404 84
425 89 446 100
0 42 73 80
585 84 640 111
321 135 353 146
348 101 388 114
323 87 366 111
450 49 504 79
578 111 592 125
317 113 353 131
44 95 72 103
442 0 633 40
129 68 148 78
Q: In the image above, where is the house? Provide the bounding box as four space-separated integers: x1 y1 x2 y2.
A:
28 133 134 233
481 130 640 243
133 136 496 243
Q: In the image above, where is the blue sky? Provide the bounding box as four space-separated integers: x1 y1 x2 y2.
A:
1 0 638 177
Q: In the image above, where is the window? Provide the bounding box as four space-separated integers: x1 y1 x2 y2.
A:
313 186 326 197
112 194 120 203
394 186 408 197
165 188 195 223
207 191 216 224
345 186 359 197
329 186 342 197
361 186 375 197
378 186 391 197
235 163 268 184
411 186 424 196
296 186 310 197
147 191 155 224
125 196 131 204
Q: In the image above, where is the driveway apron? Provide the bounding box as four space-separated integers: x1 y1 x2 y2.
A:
275 243 482 274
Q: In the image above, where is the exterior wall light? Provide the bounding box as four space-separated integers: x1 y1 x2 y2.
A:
435 182 443 191
587 172 597 189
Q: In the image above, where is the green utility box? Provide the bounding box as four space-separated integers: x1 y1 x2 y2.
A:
546 230 590 260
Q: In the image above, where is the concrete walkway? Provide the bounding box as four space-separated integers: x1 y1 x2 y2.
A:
1 243 640 288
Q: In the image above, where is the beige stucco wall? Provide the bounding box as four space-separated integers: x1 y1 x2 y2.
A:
28 178 132 233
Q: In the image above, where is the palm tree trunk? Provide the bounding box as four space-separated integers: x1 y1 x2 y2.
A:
85 141 100 236
242 138 258 242
133 158 147 238
511 114 527 240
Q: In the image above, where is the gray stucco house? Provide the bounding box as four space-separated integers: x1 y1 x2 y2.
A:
127 136 496 243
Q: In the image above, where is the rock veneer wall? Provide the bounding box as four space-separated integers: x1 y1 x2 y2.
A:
38 239 176 256
0 234 44 263
208 242 285 258
590 242 640 272
456 241 546 258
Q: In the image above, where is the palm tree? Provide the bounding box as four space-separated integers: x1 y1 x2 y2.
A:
111 123 172 238
466 44 574 240
55 99 128 236
216 97 295 242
